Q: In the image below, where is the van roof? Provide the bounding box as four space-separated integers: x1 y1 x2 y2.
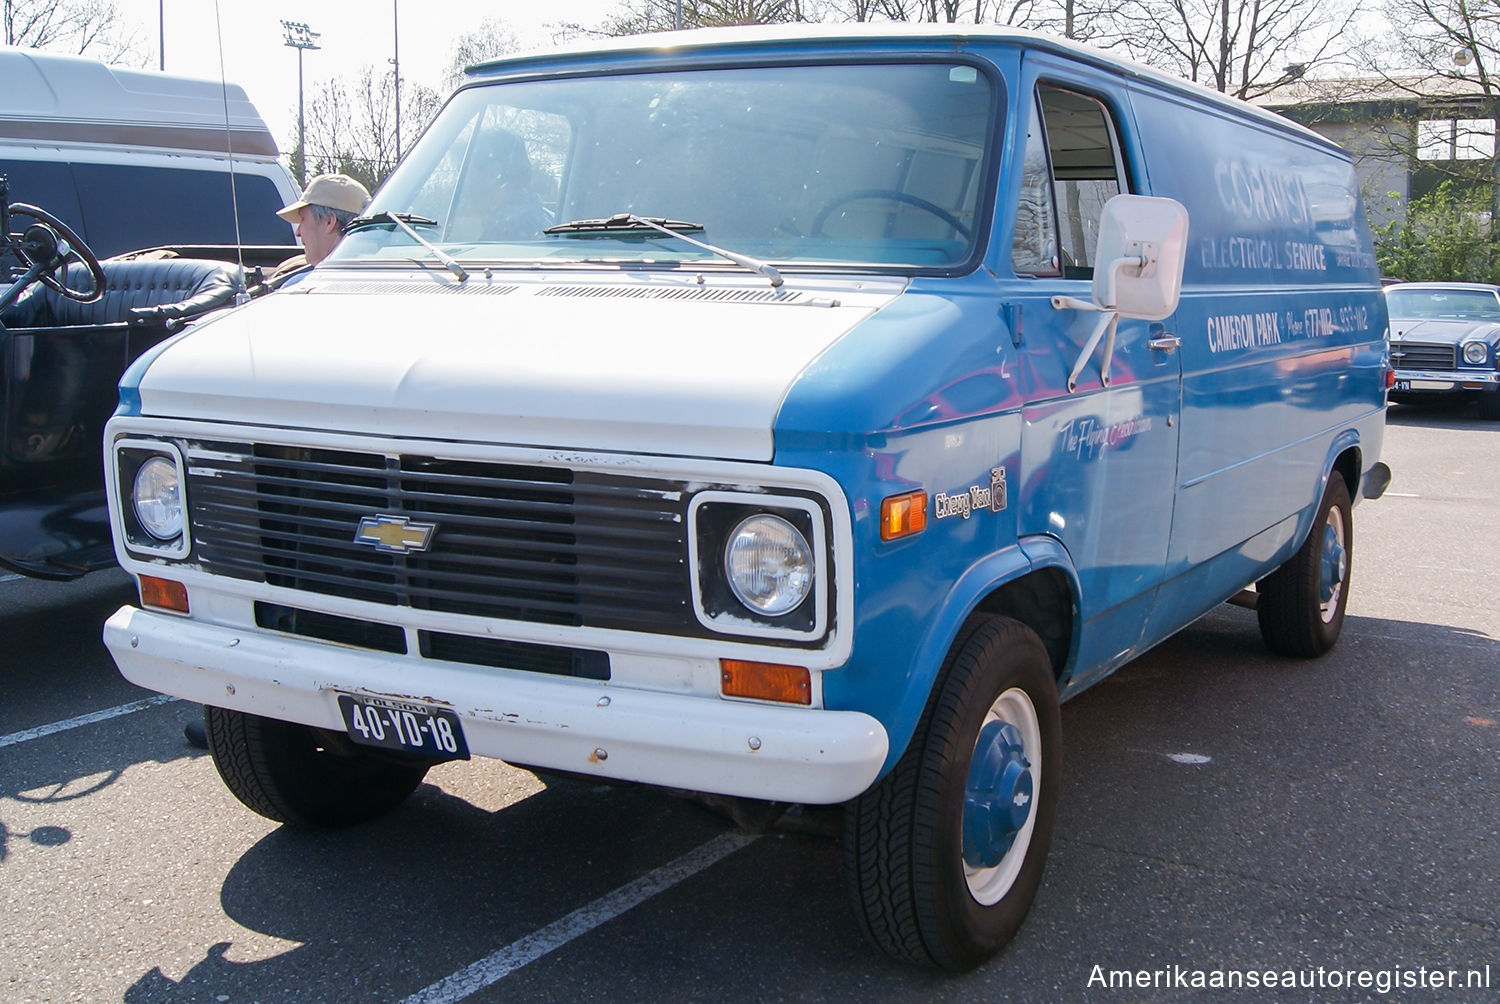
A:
0 49 280 159
468 23 1343 156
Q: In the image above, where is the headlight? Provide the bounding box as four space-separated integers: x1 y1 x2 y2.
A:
724 514 813 616
132 456 183 540
1463 341 1489 365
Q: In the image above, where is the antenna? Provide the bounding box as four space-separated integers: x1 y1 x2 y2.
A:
214 0 248 303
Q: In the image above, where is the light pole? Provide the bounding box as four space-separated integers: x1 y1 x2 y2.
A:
281 20 321 188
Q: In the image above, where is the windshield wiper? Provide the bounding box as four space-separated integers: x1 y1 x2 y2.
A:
346 211 467 282
545 212 783 289
544 214 704 235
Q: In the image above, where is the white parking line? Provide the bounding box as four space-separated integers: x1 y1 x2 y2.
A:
401 830 760 1004
1 573 23 583
0 694 180 749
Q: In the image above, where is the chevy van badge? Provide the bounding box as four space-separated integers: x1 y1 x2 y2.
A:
354 514 437 554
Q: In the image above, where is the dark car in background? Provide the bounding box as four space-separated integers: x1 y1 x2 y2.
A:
1384 282 1500 420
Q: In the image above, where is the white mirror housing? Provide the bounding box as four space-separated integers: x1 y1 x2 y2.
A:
1091 194 1189 321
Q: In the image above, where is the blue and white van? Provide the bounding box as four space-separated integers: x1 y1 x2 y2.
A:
102 26 1391 969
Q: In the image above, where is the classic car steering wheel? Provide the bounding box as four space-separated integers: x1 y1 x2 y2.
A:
810 189 973 241
5 202 106 303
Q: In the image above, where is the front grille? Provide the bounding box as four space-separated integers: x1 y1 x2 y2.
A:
1391 341 1456 370
186 441 693 634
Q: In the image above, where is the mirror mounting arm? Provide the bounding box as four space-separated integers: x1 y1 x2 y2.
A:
1051 294 1120 393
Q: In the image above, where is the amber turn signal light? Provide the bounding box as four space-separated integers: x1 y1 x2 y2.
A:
880 490 927 541
139 574 189 614
720 659 811 705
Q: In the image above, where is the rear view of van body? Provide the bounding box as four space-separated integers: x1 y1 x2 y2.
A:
101 26 1391 971
0 49 296 257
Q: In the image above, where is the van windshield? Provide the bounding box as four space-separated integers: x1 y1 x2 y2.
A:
337 61 995 272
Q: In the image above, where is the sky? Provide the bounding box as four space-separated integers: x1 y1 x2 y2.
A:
112 1 629 154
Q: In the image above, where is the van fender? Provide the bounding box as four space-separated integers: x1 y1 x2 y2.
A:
875 536 1080 775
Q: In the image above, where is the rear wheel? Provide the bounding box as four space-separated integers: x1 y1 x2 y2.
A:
1257 474 1353 657
205 706 430 828
843 616 1060 970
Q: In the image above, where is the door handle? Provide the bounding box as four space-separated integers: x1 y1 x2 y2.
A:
1148 333 1181 352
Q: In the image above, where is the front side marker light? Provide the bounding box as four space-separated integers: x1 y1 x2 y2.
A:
721 659 811 705
139 575 189 614
881 490 928 541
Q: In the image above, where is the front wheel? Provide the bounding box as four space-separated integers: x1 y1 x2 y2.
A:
843 616 1060 970
1256 474 1353 657
205 706 430 828
1478 390 1500 421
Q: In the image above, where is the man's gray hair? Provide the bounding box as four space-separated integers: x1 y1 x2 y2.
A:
307 202 360 230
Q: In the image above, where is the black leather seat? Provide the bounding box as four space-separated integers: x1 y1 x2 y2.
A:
1 257 239 329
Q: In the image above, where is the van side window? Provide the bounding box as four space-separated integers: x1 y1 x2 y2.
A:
1035 85 1128 278
1011 94 1060 276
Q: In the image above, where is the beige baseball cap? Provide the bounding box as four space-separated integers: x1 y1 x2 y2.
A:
276 173 371 222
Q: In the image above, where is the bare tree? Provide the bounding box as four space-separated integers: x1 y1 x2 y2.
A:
1116 0 1365 99
1374 0 1500 94
297 67 441 191
442 18 522 92
2 0 142 62
579 0 815 34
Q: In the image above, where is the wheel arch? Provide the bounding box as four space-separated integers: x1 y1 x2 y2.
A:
879 539 1078 775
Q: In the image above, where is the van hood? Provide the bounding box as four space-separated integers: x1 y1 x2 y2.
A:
132 272 903 462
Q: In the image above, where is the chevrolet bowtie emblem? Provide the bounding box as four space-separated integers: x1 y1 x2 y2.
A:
354 514 438 554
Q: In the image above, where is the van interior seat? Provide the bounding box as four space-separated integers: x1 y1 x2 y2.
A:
1 258 240 329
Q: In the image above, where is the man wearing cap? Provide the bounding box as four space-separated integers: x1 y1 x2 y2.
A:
272 172 371 275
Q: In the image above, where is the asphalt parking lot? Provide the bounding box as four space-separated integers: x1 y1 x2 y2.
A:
2 403 1496 1003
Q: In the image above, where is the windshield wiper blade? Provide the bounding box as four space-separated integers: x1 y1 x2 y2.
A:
346 211 438 230
544 213 704 235
347 211 467 282
547 212 782 289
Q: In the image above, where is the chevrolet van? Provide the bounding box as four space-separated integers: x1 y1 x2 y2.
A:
102 26 1391 969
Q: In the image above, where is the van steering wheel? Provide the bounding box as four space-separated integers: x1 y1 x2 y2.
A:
810 189 972 240
5 202 106 303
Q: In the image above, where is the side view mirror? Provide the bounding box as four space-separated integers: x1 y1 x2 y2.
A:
1090 194 1189 320
1051 194 1190 391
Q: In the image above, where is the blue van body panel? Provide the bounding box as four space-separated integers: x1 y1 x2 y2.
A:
768 36 1388 775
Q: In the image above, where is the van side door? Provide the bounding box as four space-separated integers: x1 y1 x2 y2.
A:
1006 67 1184 688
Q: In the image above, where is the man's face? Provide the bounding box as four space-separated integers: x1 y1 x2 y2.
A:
296 207 343 265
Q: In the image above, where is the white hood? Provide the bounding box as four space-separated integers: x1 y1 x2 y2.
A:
135 273 902 461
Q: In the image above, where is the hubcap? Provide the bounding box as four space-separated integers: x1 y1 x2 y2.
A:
962 687 1040 906
1318 506 1347 622
963 721 1032 869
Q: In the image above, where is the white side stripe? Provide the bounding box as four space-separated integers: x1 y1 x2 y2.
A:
0 694 180 748
401 831 760 1004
